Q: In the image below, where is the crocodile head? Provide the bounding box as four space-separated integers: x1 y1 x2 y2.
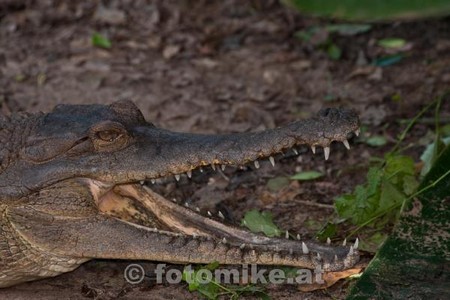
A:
0 100 360 287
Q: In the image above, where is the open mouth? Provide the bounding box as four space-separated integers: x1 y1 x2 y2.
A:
87 123 361 272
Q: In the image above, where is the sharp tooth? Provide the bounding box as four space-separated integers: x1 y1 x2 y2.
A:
184 202 189 208
317 253 321 260
289 248 294 255
326 237 331 245
269 156 275 167
221 164 226 171
172 198 177 203
218 211 225 220
199 167 204 173
195 207 200 212
285 230 289 239
354 128 360 136
174 174 181 181
187 171 192 178
211 164 216 171
254 160 260 169
342 139 350 150
192 233 197 238
251 249 256 256
296 234 301 240
140 180 145 185
151 179 156 184
324 147 330 160
311 145 316 154
342 238 347 246
334 255 338 262
302 242 309 254
207 211 212 217
222 237 227 244
293 148 299 155
240 243 246 249
354 238 359 249
349 245 354 256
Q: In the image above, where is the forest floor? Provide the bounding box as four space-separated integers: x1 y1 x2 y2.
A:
1 0 449 299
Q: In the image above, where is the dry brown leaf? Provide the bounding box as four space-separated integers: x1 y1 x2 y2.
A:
298 266 363 292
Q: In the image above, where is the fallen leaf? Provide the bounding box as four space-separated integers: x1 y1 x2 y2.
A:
298 266 363 292
290 171 323 181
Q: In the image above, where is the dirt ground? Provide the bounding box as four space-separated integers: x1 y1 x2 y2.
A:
1 0 449 299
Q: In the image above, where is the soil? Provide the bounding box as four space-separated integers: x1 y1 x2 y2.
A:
1 0 449 299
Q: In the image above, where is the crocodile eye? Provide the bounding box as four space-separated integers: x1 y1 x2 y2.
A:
97 130 121 142
90 121 129 152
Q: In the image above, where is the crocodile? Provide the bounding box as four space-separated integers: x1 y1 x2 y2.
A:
0 100 360 288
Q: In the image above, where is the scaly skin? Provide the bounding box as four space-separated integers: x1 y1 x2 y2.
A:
0 100 360 288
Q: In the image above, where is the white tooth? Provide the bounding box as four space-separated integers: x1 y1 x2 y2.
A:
192 233 197 238
222 237 227 244
296 234 301 240
354 238 359 249
302 242 309 254
240 243 246 249
349 245 354 256
334 255 338 262
289 248 294 255
184 202 189 207
254 160 260 169
355 128 360 136
342 238 347 246
172 198 177 203
317 253 321 260
326 237 331 245
324 147 330 160
269 156 275 167
140 180 145 185
293 148 299 155
285 230 290 239
207 211 212 217
187 171 192 178
175 174 181 181
311 146 316 154
251 249 256 256
221 164 226 171
343 139 350 150
151 179 156 184
218 211 225 219
195 207 200 212
199 167 204 173
211 164 216 171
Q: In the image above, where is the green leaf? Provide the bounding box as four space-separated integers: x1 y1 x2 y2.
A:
267 177 290 192
327 43 342 60
373 54 403 67
316 222 338 241
348 145 450 299
286 0 450 21
420 136 450 176
325 24 372 35
360 232 388 253
290 171 323 181
241 210 282 237
365 135 388 147
91 32 112 49
377 38 407 49
384 153 415 177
